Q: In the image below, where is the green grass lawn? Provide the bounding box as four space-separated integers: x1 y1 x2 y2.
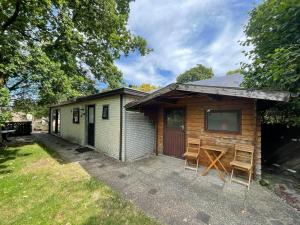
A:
0 141 159 225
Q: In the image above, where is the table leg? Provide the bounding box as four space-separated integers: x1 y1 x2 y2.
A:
2 133 12 142
211 152 228 175
201 150 214 176
202 151 226 182
213 152 226 182
201 151 221 176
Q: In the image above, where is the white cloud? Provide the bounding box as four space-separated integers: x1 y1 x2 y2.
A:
117 0 253 86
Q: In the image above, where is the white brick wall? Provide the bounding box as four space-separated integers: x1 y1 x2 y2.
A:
94 95 120 159
124 110 155 161
50 95 121 159
51 104 85 145
50 93 156 162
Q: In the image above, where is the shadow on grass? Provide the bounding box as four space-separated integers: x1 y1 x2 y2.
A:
35 140 66 164
0 164 12 175
0 135 66 175
0 147 32 175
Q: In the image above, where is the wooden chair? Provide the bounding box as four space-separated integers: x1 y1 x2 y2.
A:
230 144 254 190
183 138 201 173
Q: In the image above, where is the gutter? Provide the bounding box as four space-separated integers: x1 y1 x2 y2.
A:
50 87 147 108
119 94 123 161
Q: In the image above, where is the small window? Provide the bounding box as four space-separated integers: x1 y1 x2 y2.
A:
205 110 241 133
73 108 80 124
102 105 109 119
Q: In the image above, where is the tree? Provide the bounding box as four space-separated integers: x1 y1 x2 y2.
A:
176 64 213 83
13 98 48 118
0 87 11 127
226 69 241 75
130 83 158 92
0 0 149 105
242 0 300 125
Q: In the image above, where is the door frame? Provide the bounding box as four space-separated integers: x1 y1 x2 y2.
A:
53 109 61 135
86 104 96 147
163 107 186 158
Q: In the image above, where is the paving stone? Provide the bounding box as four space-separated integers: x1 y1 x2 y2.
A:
247 206 260 217
196 211 210 224
211 182 224 191
269 219 284 225
118 173 127 179
148 188 158 195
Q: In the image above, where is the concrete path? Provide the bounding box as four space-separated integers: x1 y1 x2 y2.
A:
33 133 300 225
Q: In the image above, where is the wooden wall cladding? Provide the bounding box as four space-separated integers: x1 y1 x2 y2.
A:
155 95 261 176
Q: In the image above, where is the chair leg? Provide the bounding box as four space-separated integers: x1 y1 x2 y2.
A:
247 170 252 190
230 168 234 184
184 159 187 170
196 159 199 173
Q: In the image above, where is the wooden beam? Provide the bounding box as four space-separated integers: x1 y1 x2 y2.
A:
154 98 178 104
207 94 222 101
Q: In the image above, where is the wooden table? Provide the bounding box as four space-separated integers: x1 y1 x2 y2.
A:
201 144 229 182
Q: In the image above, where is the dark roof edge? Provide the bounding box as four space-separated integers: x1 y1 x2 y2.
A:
125 83 178 109
50 87 147 108
125 83 295 110
180 83 292 95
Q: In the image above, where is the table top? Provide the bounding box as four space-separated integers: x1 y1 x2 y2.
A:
201 144 228 153
0 130 16 134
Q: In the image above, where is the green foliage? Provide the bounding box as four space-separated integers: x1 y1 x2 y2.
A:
0 0 149 106
176 64 214 83
226 69 241 75
13 98 48 118
130 83 158 92
0 87 11 127
242 0 300 125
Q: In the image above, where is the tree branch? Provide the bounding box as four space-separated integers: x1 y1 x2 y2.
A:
2 0 21 31
7 78 25 91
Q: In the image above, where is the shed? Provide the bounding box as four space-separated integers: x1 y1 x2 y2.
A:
49 88 155 161
125 74 294 177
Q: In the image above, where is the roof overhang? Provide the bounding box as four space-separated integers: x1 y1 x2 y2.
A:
125 83 295 110
50 87 147 108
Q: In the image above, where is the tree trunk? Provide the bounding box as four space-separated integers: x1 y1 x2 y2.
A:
0 76 4 87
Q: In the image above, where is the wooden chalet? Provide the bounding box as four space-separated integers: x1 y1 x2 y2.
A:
125 74 294 177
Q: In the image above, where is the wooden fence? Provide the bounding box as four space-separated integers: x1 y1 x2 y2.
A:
4 121 32 136
262 124 300 170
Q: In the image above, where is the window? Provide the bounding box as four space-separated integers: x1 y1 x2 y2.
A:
205 110 241 133
102 105 109 119
73 108 80 124
166 109 184 128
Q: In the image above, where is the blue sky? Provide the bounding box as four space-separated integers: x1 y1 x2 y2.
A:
115 0 259 87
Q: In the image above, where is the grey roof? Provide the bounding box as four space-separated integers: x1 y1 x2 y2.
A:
187 73 244 88
126 74 294 110
51 87 146 108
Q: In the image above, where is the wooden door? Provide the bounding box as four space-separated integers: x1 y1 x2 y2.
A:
164 108 185 158
87 105 95 146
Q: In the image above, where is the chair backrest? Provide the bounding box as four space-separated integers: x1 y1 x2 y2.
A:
187 138 201 154
234 144 254 166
